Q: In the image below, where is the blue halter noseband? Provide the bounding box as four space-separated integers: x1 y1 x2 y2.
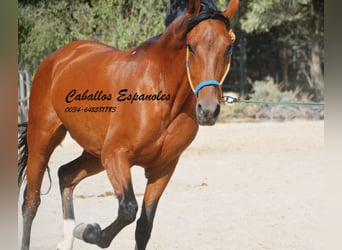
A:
194 80 220 96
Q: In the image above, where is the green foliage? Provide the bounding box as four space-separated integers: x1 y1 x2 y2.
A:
240 0 311 33
18 0 324 101
248 76 323 120
19 1 70 72
18 0 169 73
238 0 324 100
219 76 323 122
250 76 301 103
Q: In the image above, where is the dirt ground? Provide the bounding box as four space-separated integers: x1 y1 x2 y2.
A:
18 121 324 250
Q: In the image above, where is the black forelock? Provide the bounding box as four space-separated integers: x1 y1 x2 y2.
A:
182 9 230 38
164 0 230 38
164 0 188 27
165 0 220 27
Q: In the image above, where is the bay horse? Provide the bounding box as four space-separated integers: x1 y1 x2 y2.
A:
18 0 239 249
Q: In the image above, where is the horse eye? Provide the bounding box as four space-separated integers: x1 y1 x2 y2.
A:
187 44 195 54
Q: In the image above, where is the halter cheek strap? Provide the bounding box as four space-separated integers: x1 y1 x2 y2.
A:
186 46 232 97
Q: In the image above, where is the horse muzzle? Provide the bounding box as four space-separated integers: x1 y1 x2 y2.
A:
194 80 221 126
196 100 220 126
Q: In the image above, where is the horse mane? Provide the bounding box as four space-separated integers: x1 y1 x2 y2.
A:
165 0 219 26
164 0 230 39
164 0 188 27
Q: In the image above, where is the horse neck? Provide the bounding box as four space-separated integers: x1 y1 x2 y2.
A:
155 20 197 116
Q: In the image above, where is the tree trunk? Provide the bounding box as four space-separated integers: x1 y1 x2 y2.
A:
309 0 324 101
283 44 289 90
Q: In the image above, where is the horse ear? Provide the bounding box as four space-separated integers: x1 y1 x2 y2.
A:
186 0 201 17
223 0 239 19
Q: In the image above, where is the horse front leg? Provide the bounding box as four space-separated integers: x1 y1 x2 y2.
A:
135 158 179 250
73 149 138 248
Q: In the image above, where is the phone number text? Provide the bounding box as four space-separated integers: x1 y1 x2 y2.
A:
64 106 117 113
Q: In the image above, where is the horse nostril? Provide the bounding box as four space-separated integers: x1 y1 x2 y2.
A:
214 103 220 117
197 102 220 118
197 103 203 114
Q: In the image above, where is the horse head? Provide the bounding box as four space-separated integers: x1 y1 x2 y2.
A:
182 0 239 125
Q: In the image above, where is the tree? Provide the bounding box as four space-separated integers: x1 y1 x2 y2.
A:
18 0 169 74
239 0 324 100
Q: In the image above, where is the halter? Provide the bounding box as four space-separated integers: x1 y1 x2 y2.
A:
185 45 233 97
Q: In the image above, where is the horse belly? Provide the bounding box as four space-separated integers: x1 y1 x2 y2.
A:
51 77 116 156
68 120 109 156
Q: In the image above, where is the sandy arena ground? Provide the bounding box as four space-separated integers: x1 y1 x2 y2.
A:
18 121 324 250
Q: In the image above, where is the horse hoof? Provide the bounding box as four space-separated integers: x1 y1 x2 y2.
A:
73 223 86 240
73 223 101 244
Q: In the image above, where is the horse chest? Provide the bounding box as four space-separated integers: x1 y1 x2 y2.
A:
131 112 199 168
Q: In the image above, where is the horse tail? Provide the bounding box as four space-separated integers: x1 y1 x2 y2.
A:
18 122 28 190
18 122 53 194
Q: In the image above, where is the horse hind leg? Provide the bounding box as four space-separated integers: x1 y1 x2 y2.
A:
56 151 104 250
21 123 66 250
